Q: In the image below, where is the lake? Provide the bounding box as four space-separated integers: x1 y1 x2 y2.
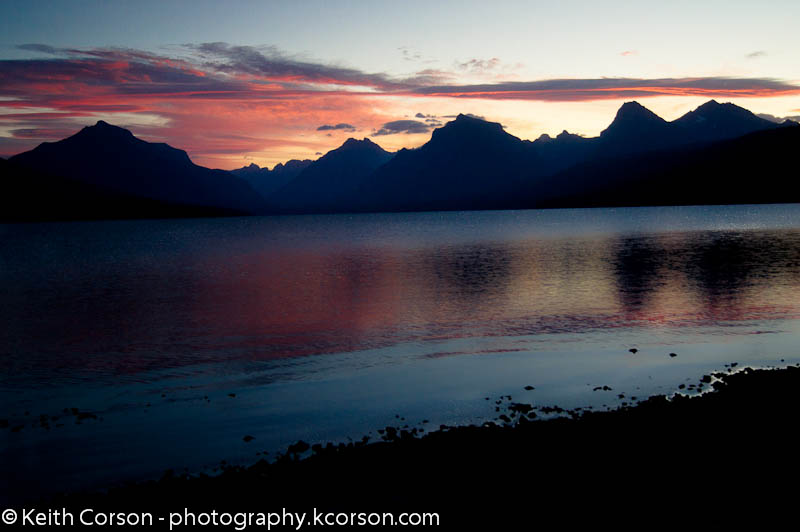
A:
2 204 800 502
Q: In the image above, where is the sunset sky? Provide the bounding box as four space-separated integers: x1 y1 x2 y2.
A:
1 0 799 169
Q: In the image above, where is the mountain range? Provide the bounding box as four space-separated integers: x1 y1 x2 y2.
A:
2 121 265 221
1 100 797 221
231 159 313 199
266 137 393 213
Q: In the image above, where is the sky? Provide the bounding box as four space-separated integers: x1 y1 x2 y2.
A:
1 0 799 169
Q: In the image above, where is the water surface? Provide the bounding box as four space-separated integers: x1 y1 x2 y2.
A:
2 205 800 501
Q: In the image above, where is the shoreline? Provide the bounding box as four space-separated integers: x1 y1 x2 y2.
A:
19 363 800 528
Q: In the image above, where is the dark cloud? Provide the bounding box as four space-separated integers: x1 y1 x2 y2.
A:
17 44 181 65
398 46 438 65
411 113 444 127
0 54 242 100
188 42 408 90
756 113 780 123
372 120 430 136
17 43 61 54
442 113 486 121
456 58 501 72
402 68 454 86
399 47 422 62
8 45 795 105
414 112 445 124
454 58 524 74
185 43 454 89
746 51 767 59
414 77 800 101
756 113 800 123
9 127 77 139
8 42 451 94
317 123 356 132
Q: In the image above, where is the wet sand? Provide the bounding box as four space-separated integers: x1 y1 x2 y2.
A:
33 364 800 529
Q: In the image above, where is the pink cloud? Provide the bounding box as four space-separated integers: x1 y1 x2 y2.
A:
3 44 800 167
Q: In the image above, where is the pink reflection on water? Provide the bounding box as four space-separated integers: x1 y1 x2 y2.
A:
3 223 800 384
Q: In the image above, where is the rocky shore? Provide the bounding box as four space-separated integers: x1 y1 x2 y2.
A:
27 364 800 529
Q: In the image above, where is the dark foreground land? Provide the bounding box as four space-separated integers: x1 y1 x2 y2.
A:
17 364 800 529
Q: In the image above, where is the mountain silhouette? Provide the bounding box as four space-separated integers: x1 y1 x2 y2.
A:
357 102 793 213
8 121 266 216
673 99 782 143
358 114 537 211
268 137 393 213
231 159 313 198
1 156 242 222
597 101 678 156
531 124 800 208
530 130 596 176
3 100 795 222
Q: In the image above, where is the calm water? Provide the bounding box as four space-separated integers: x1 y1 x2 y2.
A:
3 205 800 502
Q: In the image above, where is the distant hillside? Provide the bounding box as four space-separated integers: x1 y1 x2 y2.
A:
351 101 793 213
267 138 393 213
673 100 789 143
530 125 800 208
595 101 678 156
1 157 240 222
358 114 537 212
6 121 266 220
231 159 313 199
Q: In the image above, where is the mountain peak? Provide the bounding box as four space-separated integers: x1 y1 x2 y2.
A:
448 114 502 130
8 120 265 215
58 120 198 169
454 113 485 123
600 101 668 141
342 137 373 147
619 101 646 110
683 100 754 119
673 100 775 140
315 137 390 161
614 101 666 122
556 130 583 141
693 100 732 115
429 114 506 145
90 119 130 132
78 120 136 141
230 162 264 174
338 137 386 154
